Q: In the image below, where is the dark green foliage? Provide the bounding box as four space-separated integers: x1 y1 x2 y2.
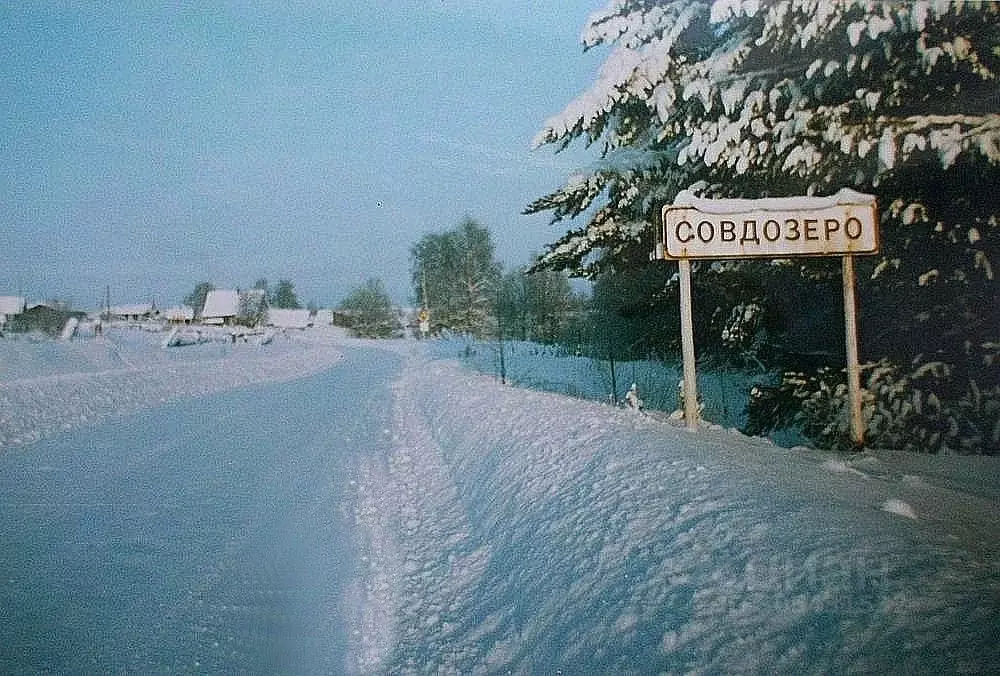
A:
270 279 301 309
529 1 1000 453
748 361 999 454
5 305 85 336
184 282 214 316
587 260 678 361
497 268 584 344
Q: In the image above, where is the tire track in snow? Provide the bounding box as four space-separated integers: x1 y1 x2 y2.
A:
349 352 491 674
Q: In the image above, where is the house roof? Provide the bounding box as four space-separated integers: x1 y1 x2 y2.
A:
110 303 155 316
0 296 26 316
267 308 312 329
201 290 240 318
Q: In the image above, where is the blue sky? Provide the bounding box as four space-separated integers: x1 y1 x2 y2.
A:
1 1 605 308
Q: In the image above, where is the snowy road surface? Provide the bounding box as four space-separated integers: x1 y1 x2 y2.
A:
1 345 398 673
1 331 999 673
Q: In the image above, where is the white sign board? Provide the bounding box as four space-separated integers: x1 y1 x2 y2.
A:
662 188 878 259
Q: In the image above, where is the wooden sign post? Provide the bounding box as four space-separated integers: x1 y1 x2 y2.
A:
842 254 864 446
659 189 879 445
678 258 699 431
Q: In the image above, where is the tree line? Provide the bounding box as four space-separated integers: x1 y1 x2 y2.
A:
408 218 589 345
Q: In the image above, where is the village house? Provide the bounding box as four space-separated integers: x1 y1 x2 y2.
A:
200 290 239 325
312 309 334 326
200 289 267 326
108 303 158 322
4 302 86 336
162 305 195 324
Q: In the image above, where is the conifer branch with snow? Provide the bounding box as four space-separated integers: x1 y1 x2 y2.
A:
529 0 1000 452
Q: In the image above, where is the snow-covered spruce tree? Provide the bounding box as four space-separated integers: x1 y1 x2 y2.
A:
529 0 1000 453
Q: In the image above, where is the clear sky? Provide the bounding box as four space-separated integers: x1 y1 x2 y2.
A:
1 1 605 309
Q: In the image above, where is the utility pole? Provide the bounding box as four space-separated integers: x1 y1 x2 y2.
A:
496 286 506 385
421 268 429 311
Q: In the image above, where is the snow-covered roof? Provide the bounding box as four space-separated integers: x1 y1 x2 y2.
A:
267 308 311 329
109 303 155 317
312 309 334 325
201 290 239 318
0 295 26 316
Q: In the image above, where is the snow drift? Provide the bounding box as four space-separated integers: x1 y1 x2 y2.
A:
352 345 999 674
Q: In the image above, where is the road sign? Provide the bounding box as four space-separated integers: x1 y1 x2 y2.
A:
662 188 878 260
657 189 879 446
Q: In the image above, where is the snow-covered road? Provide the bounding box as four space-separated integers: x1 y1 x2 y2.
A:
0 345 399 673
1 331 998 673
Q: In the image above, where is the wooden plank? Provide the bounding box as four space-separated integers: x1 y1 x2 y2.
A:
678 259 699 431
842 255 864 447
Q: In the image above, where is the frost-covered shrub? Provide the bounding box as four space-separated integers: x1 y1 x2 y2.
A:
337 279 403 339
758 360 1000 454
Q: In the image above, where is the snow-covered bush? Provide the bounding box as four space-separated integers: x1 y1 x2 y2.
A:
337 278 403 339
756 360 1000 454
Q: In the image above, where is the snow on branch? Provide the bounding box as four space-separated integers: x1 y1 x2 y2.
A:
534 2 703 149
528 0 1000 274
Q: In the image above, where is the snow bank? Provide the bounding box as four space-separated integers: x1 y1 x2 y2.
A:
353 346 999 673
4 332 996 672
0 327 345 448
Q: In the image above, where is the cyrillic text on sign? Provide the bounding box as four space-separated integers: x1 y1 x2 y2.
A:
662 189 878 259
